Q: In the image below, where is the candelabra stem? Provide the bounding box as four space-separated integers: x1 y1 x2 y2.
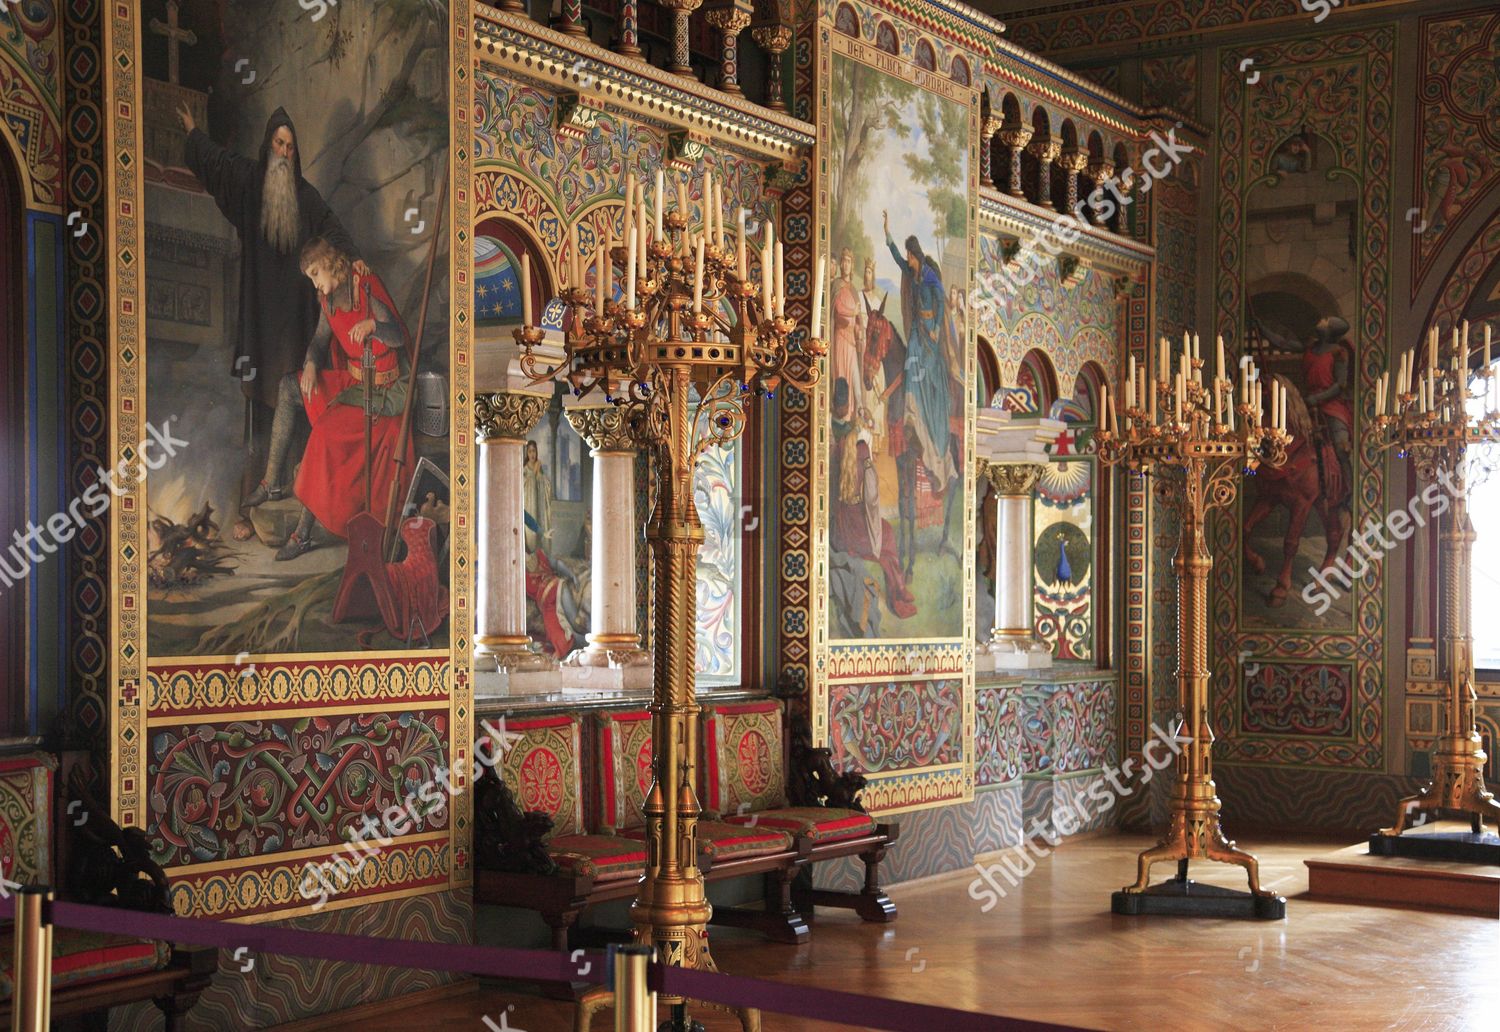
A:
575 368 759 1031
1120 474 1273 899
1378 475 1500 841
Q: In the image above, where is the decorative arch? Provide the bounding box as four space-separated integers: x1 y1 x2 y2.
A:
913 39 936 72
875 21 899 55
1014 347 1060 415
474 216 551 329
834 3 859 38
976 334 1001 406
1073 361 1109 425
951 56 970 87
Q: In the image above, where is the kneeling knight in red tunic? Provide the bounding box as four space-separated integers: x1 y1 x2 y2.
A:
275 237 416 560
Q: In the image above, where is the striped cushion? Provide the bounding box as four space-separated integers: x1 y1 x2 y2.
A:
0 929 169 999
724 807 877 845
622 819 793 862
548 833 647 882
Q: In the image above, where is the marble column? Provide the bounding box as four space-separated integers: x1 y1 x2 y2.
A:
986 461 1048 661
1086 158 1115 227
997 124 1033 199
563 406 650 672
474 391 553 671
706 4 752 95
752 25 793 111
1057 149 1088 216
980 115 1002 190
1027 136 1061 210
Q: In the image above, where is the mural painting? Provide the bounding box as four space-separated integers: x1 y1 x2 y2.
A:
139 0 452 658
827 47 970 642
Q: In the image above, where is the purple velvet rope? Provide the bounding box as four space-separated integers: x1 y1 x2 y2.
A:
0 896 1087 1031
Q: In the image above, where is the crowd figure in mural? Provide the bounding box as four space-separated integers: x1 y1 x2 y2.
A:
523 436 591 658
827 212 967 635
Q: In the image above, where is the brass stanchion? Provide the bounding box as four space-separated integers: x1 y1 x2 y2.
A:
613 945 656 1032
12 885 53 1032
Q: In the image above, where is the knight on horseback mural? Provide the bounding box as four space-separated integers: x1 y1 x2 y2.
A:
1241 312 1357 617
1254 313 1355 513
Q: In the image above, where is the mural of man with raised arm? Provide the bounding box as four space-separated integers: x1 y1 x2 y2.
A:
883 210 957 519
177 103 361 522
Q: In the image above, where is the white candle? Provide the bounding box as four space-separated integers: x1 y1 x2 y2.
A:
625 226 637 310
761 245 773 317
714 182 725 249
595 246 605 317
1280 385 1287 431
1486 324 1493 369
703 171 713 240
1174 372 1183 424
521 252 532 325
775 241 785 318
677 176 689 217
603 228 613 298
1216 334 1226 384
1158 337 1168 385
625 172 635 215
693 238 705 315
654 170 664 238
737 209 747 279
812 255 826 339
1148 368 1157 424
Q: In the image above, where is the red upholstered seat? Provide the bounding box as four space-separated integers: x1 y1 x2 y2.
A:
0 929 170 999
548 833 647 881
722 807 877 845
622 819 793 861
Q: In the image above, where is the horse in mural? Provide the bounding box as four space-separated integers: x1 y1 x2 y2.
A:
1242 374 1352 607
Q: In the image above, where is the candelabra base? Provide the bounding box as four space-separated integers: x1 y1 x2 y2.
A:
575 956 759 1032
1112 874 1286 920
1369 829 1500 865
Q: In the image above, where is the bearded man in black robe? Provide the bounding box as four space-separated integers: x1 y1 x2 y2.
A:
177 102 360 523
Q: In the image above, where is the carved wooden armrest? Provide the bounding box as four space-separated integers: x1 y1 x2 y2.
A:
64 765 173 914
787 716 867 813
473 764 560 875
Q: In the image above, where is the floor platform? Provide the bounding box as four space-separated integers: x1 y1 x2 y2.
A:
1305 834 1500 917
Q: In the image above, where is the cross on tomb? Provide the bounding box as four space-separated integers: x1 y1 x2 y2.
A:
149 0 198 86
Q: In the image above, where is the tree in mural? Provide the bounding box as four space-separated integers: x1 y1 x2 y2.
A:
830 58 917 261
904 90 969 261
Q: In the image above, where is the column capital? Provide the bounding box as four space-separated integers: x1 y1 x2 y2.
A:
565 406 637 453
985 461 1046 496
997 125 1033 151
475 391 549 442
1027 137 1061 164
1057 149 1089 174
705 7 752 34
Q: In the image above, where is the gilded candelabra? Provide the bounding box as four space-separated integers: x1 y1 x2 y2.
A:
1372 321 1500 861
515 169 824 1031
1098 334 1291 918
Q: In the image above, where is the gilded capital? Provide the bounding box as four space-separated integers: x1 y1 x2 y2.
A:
565 406 637 453
986 461 1046 496
474 392 548 442
997 125 1033 151
1027 137 1062 164
1057 149 1089 174
751 25 793 53
705 8 752 34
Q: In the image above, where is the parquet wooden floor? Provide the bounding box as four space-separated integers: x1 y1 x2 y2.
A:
306 834 1500 1031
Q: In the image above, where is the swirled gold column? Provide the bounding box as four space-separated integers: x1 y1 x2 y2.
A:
474 391 552 671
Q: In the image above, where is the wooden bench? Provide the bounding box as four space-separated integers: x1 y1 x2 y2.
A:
0 751 214 1031
473 701 898 949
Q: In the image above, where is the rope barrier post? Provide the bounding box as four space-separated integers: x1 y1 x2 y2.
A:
12 885 53 1032
613 945 655 1032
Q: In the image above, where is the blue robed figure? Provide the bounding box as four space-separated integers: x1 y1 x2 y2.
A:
884 212 957 506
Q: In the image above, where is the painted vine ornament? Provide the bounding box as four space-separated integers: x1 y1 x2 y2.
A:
1096 331 1292 919
513 167 824 1032
1370 321 1500 862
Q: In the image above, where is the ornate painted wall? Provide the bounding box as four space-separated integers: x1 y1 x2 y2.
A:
105 0 475 920
812 0 985 815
